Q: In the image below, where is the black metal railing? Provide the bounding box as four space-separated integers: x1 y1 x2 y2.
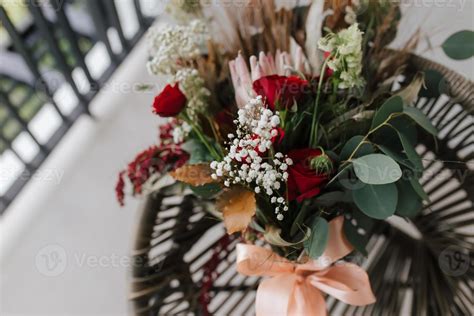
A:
0 0 154 213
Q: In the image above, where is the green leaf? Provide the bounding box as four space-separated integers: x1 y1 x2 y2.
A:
304 217 329 259
396 129 423 172
352 154 402 184
378 144 415 170
403 106 438 136
190 183 222 199
290 201 314 236
343 218 368 256
182 139 214 164
396 179 423 218
442 30 474 60
314 191 351 206
408 176 430 202
371 96 403 129
340 135 375 161
352 182 398 219
420 69 448 98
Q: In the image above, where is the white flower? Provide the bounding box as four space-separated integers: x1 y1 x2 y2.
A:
318 23 365 89
146 20 208 76
173 68 210 119
209 98 291 220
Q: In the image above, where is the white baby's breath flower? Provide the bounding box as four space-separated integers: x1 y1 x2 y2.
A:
209 97 291 220
146 20 208 76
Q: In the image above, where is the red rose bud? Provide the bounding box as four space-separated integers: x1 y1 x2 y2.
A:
152 84 187 117
287 148 330 203
253 75 309 111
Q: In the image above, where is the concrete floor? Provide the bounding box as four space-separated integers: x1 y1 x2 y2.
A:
0 35 165 315
0 2 472 316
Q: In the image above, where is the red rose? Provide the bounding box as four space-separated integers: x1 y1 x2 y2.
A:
253 75 309 110
153 84 187 117
287 148 329 203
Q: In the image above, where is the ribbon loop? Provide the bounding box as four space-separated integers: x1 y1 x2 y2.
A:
236 216 376 316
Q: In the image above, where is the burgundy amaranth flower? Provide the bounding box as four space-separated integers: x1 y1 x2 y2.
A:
115 145 189 205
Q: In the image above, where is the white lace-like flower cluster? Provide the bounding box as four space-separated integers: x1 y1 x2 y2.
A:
174 68 210 120
146 20 208 75
210 96 293 221
172 121 192 144
318 23 365 89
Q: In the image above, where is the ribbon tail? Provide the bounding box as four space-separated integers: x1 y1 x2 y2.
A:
323 216 353 261
256 274 296 316
288 281 327 316
309 263 376 306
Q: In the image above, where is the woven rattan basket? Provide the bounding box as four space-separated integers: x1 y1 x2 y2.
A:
129 55 473 315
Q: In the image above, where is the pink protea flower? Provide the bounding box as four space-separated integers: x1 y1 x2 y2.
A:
229 45 310 108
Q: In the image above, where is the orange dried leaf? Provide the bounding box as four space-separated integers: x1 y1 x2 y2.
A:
169 164 215 186
217 186 256 234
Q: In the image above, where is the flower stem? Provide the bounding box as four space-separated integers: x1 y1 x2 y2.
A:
183 117 221 160
309 58 329 148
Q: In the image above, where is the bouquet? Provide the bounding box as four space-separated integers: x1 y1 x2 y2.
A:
116 1 471 314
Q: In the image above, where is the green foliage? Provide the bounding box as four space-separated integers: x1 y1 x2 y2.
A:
403 106 438 136
181 139 215 164
395 179 423 218
442 30 474 60
352 154 402 185
304 217 329 259
371 95 403 129
190 183 222 199
352 182 398 219
420 69 447 98
340 135 375 160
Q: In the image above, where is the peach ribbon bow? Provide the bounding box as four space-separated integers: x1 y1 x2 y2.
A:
236 216 376 316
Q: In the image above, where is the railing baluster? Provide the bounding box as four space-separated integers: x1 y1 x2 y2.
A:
49 0 97 88
27 2 91 116
86 0 119 65
0 0 156 213
133 0 150 29
103 0 129 51
0 6 71 124
0 90 47 153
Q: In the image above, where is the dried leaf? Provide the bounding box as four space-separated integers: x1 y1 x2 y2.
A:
169 164 215 186
217 186 256 234
395 72 424 104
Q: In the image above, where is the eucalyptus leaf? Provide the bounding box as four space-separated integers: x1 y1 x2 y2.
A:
340 135 375 161
314 191 351 206
371 96 403 129
395 129 423 172
408 176 430 202
304 217 329 259
190 183 222 199
182 139 215 163
420 69 448 98
442 30 474 60
378 144 415 170
396 179 423 218
403 106 438 136
352 182 398 219
352 154 402 184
